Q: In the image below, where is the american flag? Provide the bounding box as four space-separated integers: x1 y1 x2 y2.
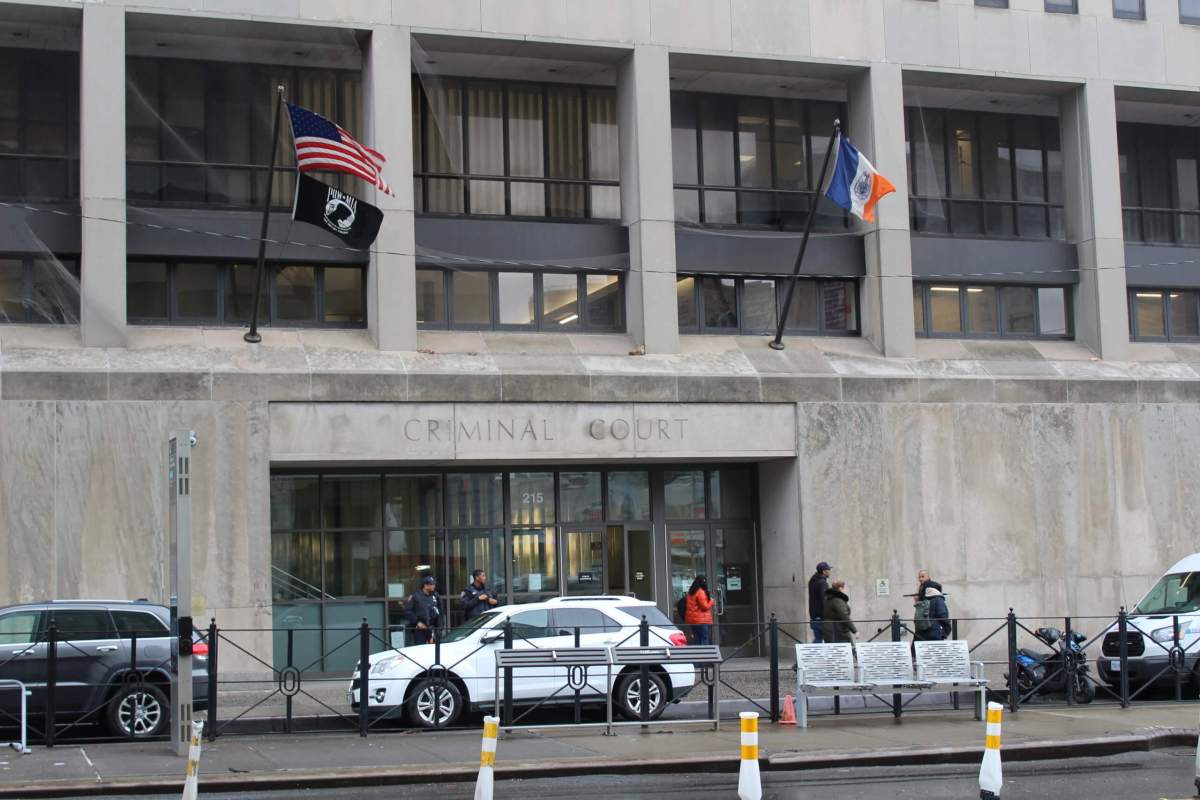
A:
286 102 391 196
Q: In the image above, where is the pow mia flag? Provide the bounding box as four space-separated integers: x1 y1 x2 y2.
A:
293 173 384 249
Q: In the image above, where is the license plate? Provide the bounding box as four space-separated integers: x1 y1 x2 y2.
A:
1109 659 1121 671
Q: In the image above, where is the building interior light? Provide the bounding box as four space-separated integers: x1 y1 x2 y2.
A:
930 286 959 292
1136 292 1162 298
966 288 984 293
558 314 579 324
739 155 755 162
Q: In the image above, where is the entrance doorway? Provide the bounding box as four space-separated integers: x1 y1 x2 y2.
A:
562 526 654 600
668 524 759 653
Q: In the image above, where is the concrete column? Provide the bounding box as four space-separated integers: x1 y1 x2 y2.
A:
848 63 915 358
1060 81 1130 360
79 4 126 347
758 455 805 637
364 26 416 351
618 46 679 354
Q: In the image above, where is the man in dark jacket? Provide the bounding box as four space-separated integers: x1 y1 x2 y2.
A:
913 570 952 641
821 581 858 643
460 569 499 621
404 576 441 646
807 562 832 643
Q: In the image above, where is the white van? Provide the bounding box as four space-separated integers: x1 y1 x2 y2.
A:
1096 553 1200 691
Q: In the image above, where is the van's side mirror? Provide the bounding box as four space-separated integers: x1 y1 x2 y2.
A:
481 633 504 644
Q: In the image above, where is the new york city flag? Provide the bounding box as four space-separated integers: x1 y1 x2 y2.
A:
822 134 896 223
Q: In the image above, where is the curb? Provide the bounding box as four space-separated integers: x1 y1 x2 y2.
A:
3 728 1196 798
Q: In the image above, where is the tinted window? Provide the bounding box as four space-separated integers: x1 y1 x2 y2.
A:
113 610 169 638
508 609 554 640
46 610 116 640
615 606 674 628
553 608 619 635
0 611 40 645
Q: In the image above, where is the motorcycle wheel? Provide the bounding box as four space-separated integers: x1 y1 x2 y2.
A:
1073 672 1096 704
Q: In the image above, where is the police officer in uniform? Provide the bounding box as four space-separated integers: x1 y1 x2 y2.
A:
461 569 499 621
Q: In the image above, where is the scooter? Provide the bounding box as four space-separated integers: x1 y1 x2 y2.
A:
1006 626 1096 703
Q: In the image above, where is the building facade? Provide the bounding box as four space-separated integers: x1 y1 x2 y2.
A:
3 0 1200 666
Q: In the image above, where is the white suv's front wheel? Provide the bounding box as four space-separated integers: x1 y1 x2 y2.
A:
615 672 667 721
406 677 463 728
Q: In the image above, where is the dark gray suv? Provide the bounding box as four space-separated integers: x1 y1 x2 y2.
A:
0 600 208 739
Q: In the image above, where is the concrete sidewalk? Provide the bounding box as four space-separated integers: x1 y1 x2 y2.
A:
1 703 1197 797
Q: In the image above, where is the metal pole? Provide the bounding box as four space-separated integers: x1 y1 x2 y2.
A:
1006 610 1019 713
951 618 960 711
1117 608 1129 708
359 620 370 736
639 616 650 726
128 635 138 742
168 432 195 757
244 85 286 344
768 615 780 723
1173 614 1183 703
45 618 56 749
1064 617 1074 706
574 626 582 725
285 628 294 734
770 120 841 351
433 628 443 728
890 610 901 719
206 619 218 741
502 621 514 728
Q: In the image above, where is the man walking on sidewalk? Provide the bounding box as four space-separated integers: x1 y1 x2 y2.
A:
807 562 832 643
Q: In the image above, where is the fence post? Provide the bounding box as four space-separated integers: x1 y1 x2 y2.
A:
1173 614 1183 703
951 618 960 711
502 621 514 728
573 626 582 725
128 634 138 741
45 616 57 748
359 619 370 737
769 615 780 723
432 627 443 729
639 616 650 726
890 610 901 719
285 628 294 734
206 619 218 742
1117 608 1129 708
1064 617 1074 706
1006 610 1019 714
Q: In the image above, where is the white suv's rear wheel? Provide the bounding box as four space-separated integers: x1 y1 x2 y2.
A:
615 672 667 721
406 678 462 728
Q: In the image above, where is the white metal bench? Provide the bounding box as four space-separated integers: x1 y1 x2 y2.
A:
855 641 934 691
794 643 874 728
914 640 988 720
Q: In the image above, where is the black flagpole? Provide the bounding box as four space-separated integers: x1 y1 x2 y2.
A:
245 84 286 344
770 119 841 351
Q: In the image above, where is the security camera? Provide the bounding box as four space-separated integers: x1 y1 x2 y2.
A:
188 432 198 447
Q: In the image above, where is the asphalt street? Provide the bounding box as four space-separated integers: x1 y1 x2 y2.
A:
47 749 1200 799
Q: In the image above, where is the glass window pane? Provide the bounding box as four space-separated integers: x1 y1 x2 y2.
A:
586 273 622 330
985 204 1016 237
548 182 585 218
700 95 735 186
26 259 77 325
948 112 979 197
384 475 442 528
543 273 579 328
820 281 857 332
423 82 463 174
276 265 316 322
742 278 777 333
160 61 205 162
224 263 268 325
929 285 962 334
416 269 446 325
446 473 503 527
1045 121 1064 204
1171 129 1199 212
664 470 706 520
0 258 23 321
1038 287 1068 336
271 475 321 530
510 472 555 525
704 190 736 224
607 471 650 521
1001 286 1036 334
1134 291 1165 338
710 467 751 519
547 86 584 181
508 84 544 178
563 531 605 596
1018 205 1048 238
0 611 39 646
914 284 926 335
511 528 558 599
469 179 505 214
671 93 698 184
497 272 534 326
467 82 503 175
1013 117 1046 202
452 271 491 326
425 177 464 213
560 472 603 523
677 276 697 329
1118 125 1139 209
1184 0 1200 23
446 529 504 621
590 185 621 219
510 181 545 216
783 279 819 331
386 529 441 604
322 475 382 529
951 201 983 235
773 98 806 190
323 531 384 598
51 610 115 640
737 97 771 189
271 603 321 670
587 89 619 181
1113 0 1144 17
271 531 322 600
508 607 553 638
981 114 1013 201
702 277 738 329
1170 291 1199 338
127 261 168 321
912 198 950 233
324 267 364 324
909 108 946 197
965 286 999 334
675 189 700 224
175 264 219 320
112 610 169 638
738 191 777 226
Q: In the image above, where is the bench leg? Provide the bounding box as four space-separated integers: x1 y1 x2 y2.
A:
975 686 983 721
798 692 808 729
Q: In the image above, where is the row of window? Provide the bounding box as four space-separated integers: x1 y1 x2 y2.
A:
912 282 1072 339
676 275 858 336
127 261 365 327
968 0 1200 23
415 268 623 332
1129 289 1200 341
0 50 79 201
0 257 79 324
1119 123 1200 245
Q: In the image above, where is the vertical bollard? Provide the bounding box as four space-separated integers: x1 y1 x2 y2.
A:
1006 610 1019 713
737 711 762 800
206 619 218 742
639 616 651 725
952 618 961 711
45 618 57 748
128 634 138 741
1174 615 1184 703
768 615 780 723
978 702 1003 799
502 621 514 728
890 610 902 719
474 715 499 800
180 720 204 800
1063 617 1075 706
358 619 370 737
1117 608 1130 708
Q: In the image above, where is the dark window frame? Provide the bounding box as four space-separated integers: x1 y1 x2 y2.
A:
415 267 625 333
907 107 1064 240
676 273 861 337
1118 122 1200 245
0 47 80 202
1045 0 1078 13
670 91 851 232
1128 288 1200 342
412 76 620 223
1113 0 1146 19
913 281 1074 340
0 254 81 324
126 259 367 328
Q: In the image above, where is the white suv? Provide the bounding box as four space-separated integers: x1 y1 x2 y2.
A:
349 596 695 728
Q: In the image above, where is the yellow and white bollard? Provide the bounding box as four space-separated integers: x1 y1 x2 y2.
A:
473 715 499 800
737 711 762 800
978 701 1003 799
180 720 204 800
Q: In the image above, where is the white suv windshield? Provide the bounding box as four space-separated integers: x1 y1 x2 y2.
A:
1135 572 1200 615
441 611 502 643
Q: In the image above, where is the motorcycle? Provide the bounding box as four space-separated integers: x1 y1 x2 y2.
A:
1006 626 1096 703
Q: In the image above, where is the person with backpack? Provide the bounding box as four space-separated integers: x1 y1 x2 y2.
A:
682 575 714 645
912 570 952 641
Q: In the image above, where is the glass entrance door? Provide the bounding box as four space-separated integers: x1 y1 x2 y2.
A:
668 524 759 652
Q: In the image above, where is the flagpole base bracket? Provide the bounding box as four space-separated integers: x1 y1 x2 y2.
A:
768 340 786 351
243 332 262 344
